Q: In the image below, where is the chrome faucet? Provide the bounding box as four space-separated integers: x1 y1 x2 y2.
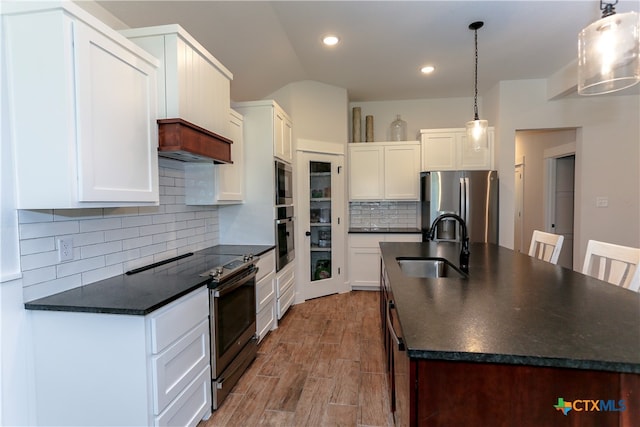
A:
428 213 470 274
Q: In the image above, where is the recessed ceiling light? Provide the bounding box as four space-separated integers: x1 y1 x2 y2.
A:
322 35 340 46
421 65 435 74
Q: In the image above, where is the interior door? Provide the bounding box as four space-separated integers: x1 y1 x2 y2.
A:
299 151 344 300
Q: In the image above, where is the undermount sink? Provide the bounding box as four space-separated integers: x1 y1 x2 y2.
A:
396 257 468 279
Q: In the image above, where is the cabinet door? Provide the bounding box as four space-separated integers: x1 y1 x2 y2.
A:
421 132 457 171
74 21 159 203
274 108 293 163
384 145 420 200
349 146 384 200
216 110 244 201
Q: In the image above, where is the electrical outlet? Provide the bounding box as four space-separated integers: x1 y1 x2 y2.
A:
58 238 73 262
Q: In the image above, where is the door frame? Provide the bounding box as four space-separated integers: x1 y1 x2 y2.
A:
514 157 525 253
295 139 347 302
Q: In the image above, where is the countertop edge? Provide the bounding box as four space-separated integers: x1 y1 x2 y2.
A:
349 227 421 234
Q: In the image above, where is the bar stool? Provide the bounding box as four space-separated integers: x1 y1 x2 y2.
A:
528 230 564 265
581 240 640 291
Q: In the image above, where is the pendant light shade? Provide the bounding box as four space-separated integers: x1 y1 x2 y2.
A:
578 1 640 95
467 21 488 151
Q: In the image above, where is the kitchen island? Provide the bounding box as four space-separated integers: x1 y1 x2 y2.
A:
380 241 639 426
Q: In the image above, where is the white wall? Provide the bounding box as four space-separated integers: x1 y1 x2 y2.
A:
349 97 474 142
493 79 640 266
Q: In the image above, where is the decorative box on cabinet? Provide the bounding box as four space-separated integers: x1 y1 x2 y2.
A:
2 2 160 208
185 109 245 205
255 249 277 341
420 127 494 171
349 233 421 290
30 287 211 427
349 141 420 201
121 24 233 140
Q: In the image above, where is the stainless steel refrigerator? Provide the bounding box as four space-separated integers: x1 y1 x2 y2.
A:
421 171 498 243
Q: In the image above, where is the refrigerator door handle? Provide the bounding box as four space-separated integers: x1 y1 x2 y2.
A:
464 177 470 224
459 177 465 218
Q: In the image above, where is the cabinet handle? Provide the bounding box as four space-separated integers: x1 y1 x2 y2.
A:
305 231 311 236
387 300 405 351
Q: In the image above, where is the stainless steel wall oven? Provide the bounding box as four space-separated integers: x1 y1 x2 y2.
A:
275 160 293 206
275 206 295 272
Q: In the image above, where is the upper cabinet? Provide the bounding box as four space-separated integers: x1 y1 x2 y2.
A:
121 24 233 141
420 128 494 171
185 109 245 205
2 2 160 208
274 108 293 164
349 142 420 201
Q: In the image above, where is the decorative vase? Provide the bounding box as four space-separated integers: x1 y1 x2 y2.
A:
352 107 361 142
390 114 407 141
365 115 374 142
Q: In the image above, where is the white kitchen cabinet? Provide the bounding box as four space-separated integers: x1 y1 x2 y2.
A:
349 141 420 201
420 128 494 171
276 261 296 319
2 2 160 209
184 109 245 205
274 107 294 163
30 287 211 427
121 24 233 140
348 233 421 290
255 249 277 342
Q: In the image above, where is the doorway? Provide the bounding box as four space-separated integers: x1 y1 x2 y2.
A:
515 129 577 269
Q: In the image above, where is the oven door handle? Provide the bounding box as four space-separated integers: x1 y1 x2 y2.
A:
213 267 258 298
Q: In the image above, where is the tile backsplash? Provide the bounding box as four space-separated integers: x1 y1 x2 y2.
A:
349 201 419 228
18 165 219 302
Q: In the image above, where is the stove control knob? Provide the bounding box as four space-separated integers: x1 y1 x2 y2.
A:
243 254 254 262
214 266 224 276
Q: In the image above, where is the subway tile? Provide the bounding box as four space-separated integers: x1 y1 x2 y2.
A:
105 248 140 266
80 241 123 258
152 231 177 244
122 236 153 250
138 205 163 215
82 264 123 285
57 256 105 278
140 243 168 258
122 215 153 228
19 221 79 239
21 266 56 287
20 237 55 255
152 214 177 224
79 217 122 233
18 209 54 223
139 223 167 237
176 212 196 222
105 227 139 242
69 231 105 247
23 275 82 302
20 251 60 271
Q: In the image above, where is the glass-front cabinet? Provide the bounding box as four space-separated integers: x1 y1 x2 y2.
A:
297 150 345 301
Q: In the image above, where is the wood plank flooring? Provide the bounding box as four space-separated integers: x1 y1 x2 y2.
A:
200 290 393 427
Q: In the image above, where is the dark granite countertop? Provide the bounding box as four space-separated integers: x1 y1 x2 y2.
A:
24 244 275 316
380 241 640 374
349 227 421 234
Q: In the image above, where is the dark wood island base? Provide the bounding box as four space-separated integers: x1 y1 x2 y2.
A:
395 358 639 426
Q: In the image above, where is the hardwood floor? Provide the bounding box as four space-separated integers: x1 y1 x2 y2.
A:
200 291 393 427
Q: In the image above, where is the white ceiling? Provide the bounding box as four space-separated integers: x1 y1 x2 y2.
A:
94 0 639 102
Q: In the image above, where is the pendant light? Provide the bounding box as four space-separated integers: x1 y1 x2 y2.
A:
466 21 488 151
578 0 640 95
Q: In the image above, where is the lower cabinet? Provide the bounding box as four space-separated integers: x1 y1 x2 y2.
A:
349 233 421 290
276 262 296 319
30 287 211 427
255 249 277 342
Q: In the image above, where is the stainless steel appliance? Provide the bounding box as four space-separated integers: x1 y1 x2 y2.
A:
420 171 498 243
275 205 295 272
275 160 293 206
202 254 259 410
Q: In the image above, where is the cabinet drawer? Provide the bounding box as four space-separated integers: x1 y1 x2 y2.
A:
150 287 208 354
256 272 276 313
349 234 384 248
152 319 209 414
155 365 211 427
256 303 276 343
277 283 295 320
276 265 295 297
256 250 275 282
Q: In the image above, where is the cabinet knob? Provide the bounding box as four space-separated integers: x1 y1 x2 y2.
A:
305 231 311 236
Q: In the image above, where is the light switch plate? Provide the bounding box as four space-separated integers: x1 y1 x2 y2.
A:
596 196 608 208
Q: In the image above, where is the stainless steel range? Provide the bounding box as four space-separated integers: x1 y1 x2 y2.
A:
202 254 259 410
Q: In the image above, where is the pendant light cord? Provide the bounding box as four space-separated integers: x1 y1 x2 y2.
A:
473 27 479 121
